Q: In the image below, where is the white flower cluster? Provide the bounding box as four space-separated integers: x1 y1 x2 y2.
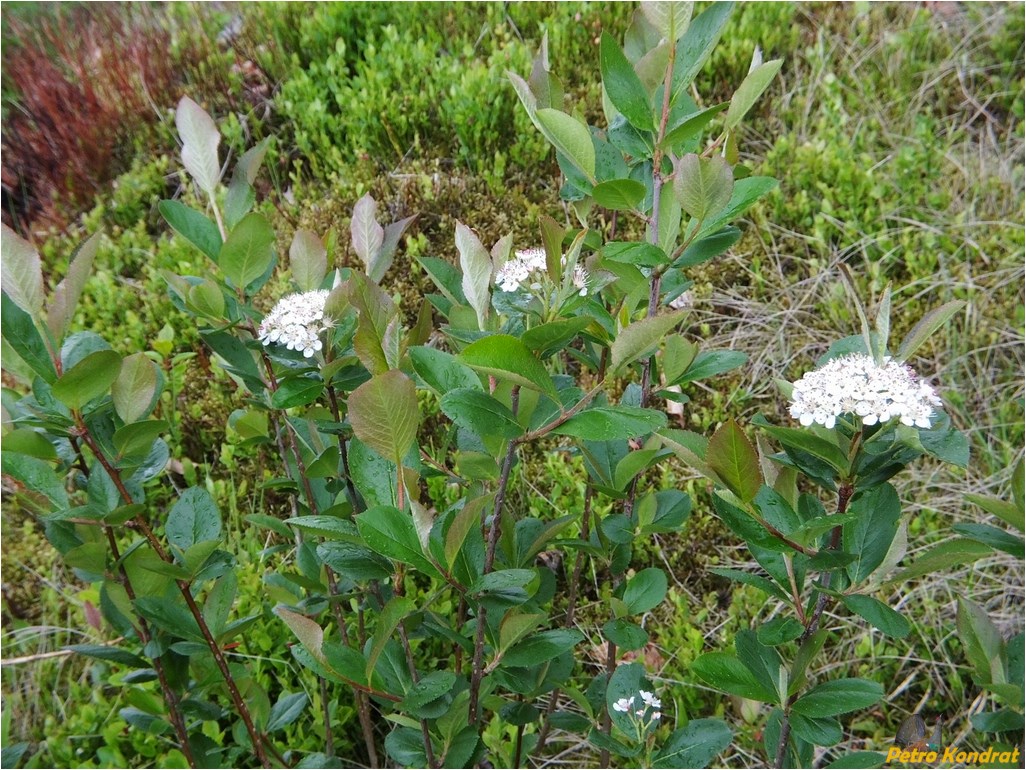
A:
789 353 941 430
257 290 332 358
611 690 662 721
494 247 590 296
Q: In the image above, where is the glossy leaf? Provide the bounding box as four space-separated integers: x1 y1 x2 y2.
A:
290 229 327 292
671 2 734 103
166 487 222 550
592 179 647 211
707 419 762 503
691 652 776 702
1 224 43 315
176 96 221 195
553 406 667 441
536 108 596 181
675 153 733 222
611 311 686 372
409 346 481 396
158 200 221 263
841 594 911 638
2 292 57 383
791 678 883 718
455 221 492 330
653 718 732 769
460 334 557 399
600 32 655 131
348 370 420 463
355 505 436 575
622 568 667 614
725 59 783 129
220 213 276 291
52 350 122 409
440 389 523 440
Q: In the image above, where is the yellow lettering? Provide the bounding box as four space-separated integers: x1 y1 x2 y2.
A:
925 752 937 763
1014 748 1022 763
942 745 958 763
886 747 903 762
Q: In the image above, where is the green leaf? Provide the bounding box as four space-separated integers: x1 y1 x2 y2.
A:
671 2 734 102
1 223 44 315
1 429 57 460
266 692 309 733
952 523 1024 556
622 568 667 614
158 200 222 263
113 420 168 461
841 594 911 638
674 153 733 222
417 256 467 306
166 487 222 550
460 335 558 399
176 96 221 195
965 492 1024 533
2 292 57 383
957 597 1005 686
895 301 965 362
409 346 481 396
600 32 655 131
445 495 492 569
709 568 790 603
351 194 385 281
753 417 849 474
660 103 728 152
691 652 776 702
698 176 778 237
790 713 842 746
521 317 593 358
725 59 783 129
843 484 901 583
503 629 584 668
553 406 666 441
270 376 322 410
758 617 804 646
440 389 523 440
707 419 762 503
219 212 276 291
889 538 992 584
1 452 68 509
653 718 732 769
355 505 436 575
52 350 122 409
918 426 970 468
791 678 883 718
112 352 160 423
536 108 596 181
66 643 149 669
455 221 492 330
675 349 747 384
822 752 887 769
274 606 326 665
47 232 100 342
366 596 415 681
348 370 420 464
592 179 647 212
290 229 327 291
611 311 687 372
642 2 694 41
603 242 671 268
673 226 741 269
602 619 649 651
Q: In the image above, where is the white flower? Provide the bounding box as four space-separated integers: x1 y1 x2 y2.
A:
612 697 635 713
652 711 661 720
668 291 694 311
789 353 942 430
639 690 662 709
495 247 547 293
572 264 590 296
258 290 332 358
